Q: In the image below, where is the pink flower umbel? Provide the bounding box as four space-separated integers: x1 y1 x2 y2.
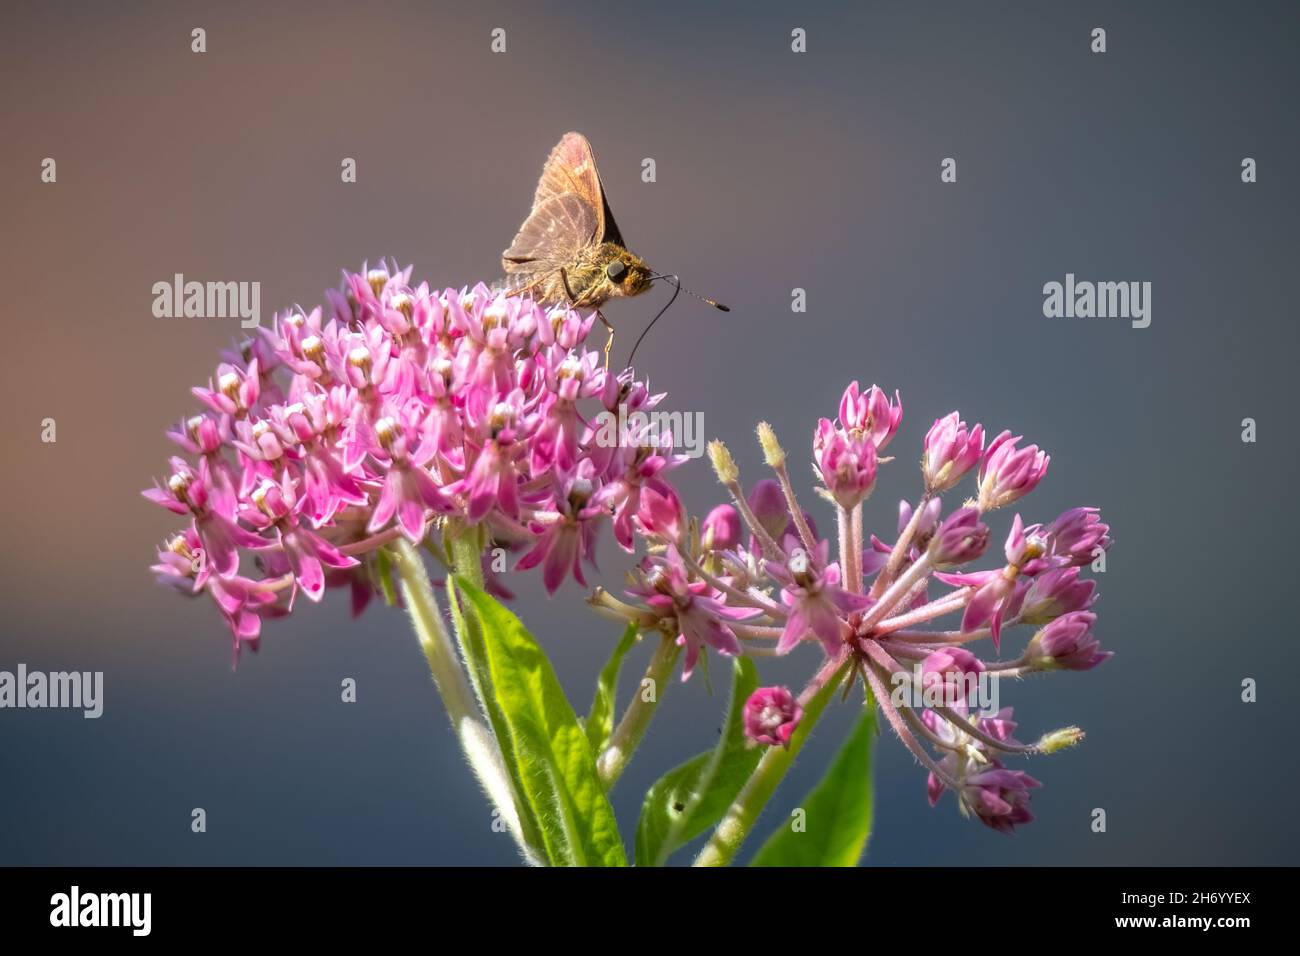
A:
144 263 693 657
601 384 1111 834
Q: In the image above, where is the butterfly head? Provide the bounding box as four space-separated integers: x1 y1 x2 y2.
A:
598 245 654 300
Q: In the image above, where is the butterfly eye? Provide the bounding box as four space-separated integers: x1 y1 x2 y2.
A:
606 260 628 283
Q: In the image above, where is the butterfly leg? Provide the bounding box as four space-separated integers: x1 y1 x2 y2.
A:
595 310 615 372
560 267 615 371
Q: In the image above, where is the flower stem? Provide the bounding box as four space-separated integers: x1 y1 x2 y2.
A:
693 656 849 867
772 460 817 552
871 491 932 598
840 504 863 594
859 652 962 791
872 589 972 635
724 477 785 560
860 553 933 630
443 522 497 716
679 549 785 617
597 634 681 789
837 506 852 587
389 539 536 863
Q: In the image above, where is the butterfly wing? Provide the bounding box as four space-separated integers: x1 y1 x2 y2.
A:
501 193 597 273
502 132 624 279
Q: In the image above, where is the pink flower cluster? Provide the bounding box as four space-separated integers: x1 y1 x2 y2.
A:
146 262 686 661
593 383 1111 833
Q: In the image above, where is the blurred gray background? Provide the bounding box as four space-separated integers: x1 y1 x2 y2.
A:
1 0 1296 865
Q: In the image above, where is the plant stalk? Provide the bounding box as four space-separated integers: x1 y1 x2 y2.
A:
389 539 537 863
596 634 681 789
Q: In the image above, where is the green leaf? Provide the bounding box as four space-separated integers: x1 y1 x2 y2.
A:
445 576 546 857
583 623 640 756
457 578 627 867
634 656 760 866
750 705 875 867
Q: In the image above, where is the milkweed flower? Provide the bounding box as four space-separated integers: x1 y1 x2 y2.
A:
618 547 756 680
144 262 691 659
767 537 872 655
838 381 902 451
598 380 1113 833
922 706 1041 834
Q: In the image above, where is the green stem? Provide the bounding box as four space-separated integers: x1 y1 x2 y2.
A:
447 520 486 588
693 657 850 867
389 539 537 863
444 522 495 715
596 634 680 789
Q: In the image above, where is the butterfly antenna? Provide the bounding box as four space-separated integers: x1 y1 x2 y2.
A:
625 274 729 369
651 273 730 312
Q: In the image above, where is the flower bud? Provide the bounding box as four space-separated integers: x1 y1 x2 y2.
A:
928 507 990 567
747 479 788 542
816 431 877 510
923 413 984 493
701 504 741 551
1027 611 1111 671
921 647 984 687
743 686 803 748
1045 507 1111 567
1019 567 1096 625
978 431 1049 511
